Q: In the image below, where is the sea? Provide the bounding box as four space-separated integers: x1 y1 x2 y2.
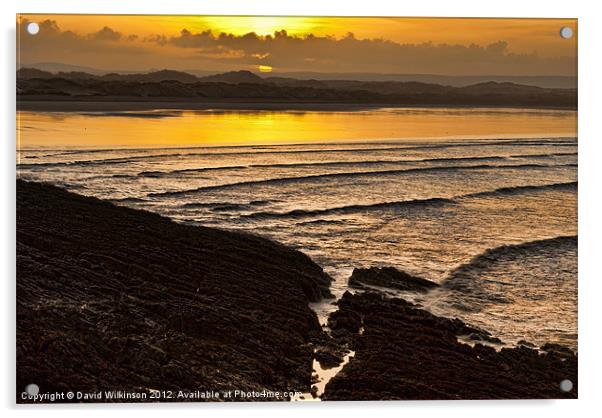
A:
16 107 578 350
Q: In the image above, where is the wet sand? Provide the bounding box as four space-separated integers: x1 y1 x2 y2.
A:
17 99 577 112
17 99 389 112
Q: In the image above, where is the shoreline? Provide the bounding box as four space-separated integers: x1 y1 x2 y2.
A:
16 99 578 112
16 180 577 401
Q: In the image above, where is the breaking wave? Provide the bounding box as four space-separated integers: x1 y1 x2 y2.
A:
149 163 574 198
238 181 577 219
442 235 578 293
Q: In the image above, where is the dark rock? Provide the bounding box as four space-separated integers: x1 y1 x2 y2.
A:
465 332 503 345
313 340 347 369
517 340 536 348
328 307 362 335
348 267 439 292
541 343 575 359
322 292 577 400
16 180 333 403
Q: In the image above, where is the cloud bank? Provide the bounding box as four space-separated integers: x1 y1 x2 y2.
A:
18 19 576 76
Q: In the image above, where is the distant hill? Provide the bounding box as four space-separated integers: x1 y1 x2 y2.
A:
20 62 111 75
265 78 457 95
266 72 577 89
17 68 264 85
19 63 576 89
16 68 577 109
101 70 199 83
16 68 54 79
198 70 264 84
17 68 199 83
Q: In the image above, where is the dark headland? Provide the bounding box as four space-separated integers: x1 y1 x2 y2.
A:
16 180 577 402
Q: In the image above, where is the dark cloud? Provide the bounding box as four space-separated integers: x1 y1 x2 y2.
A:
19 19 142 56
143 34 168 46
17 19 150 69
162 28 575 75
90 26 122 42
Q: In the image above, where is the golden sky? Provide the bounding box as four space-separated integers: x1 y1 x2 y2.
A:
17 15 577 76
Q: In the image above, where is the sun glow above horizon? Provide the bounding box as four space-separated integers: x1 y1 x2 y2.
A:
17 15 577 75
199 16 321 36
258 65 273 73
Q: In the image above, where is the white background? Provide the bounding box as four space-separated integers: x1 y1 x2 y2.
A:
2 1 601 417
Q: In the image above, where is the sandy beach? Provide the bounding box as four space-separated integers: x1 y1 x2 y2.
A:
17 99 577 113
16 99 391 112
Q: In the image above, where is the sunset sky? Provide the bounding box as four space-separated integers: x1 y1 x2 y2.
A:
17 15 577 76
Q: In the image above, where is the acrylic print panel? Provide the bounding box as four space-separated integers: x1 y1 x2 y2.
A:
16 14 577 403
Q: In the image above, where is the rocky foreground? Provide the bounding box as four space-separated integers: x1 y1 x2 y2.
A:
17 180 332 402
323 290 577 400
348 266 440 292
16 180 577 402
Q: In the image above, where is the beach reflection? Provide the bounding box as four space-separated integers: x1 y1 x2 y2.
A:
17 107 576 149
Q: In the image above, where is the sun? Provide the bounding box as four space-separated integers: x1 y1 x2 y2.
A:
244 17 290 36
258 65 273 73
198 16 319 37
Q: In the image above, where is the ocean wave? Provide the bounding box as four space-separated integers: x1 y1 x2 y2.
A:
17 151 229 169
442 235 578 293
15 155 168 169
137 155 518 178
139 166 249 177
18 139 577 170
295 219 348 226
460 181 577 200
148 163 575 197
110 197 148 203
237 181 577 220
14 147 438 169
509 151 577 159
242 197 455 220
181 200 272 211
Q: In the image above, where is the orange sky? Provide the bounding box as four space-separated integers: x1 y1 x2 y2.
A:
17 15 577 76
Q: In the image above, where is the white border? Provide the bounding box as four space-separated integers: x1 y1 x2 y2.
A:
6 0 584 18
3 1 601 417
